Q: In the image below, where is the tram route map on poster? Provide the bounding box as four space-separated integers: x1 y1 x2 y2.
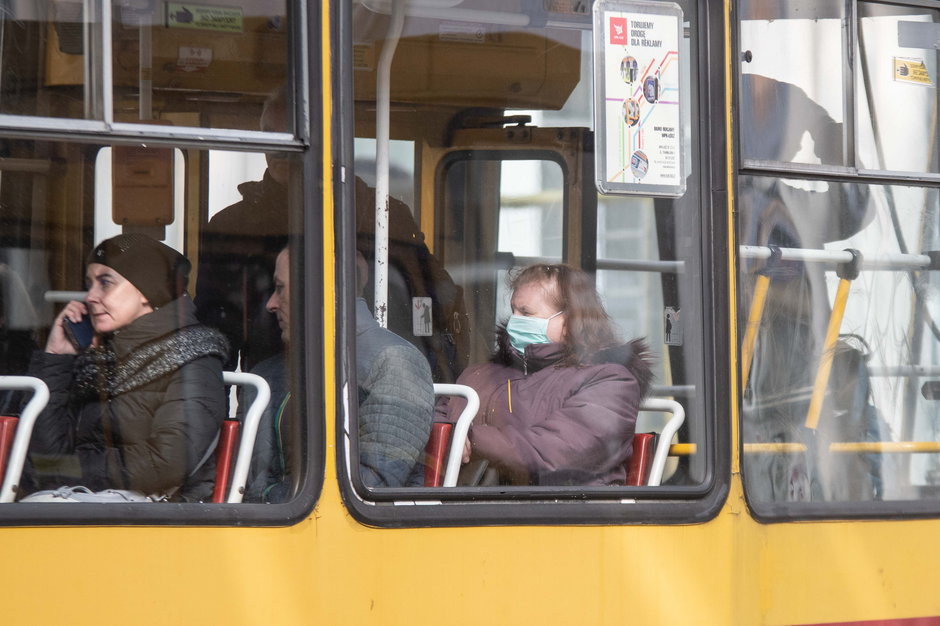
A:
594 1 684 197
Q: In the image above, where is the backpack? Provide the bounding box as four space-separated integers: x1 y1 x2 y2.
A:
355 178 469 383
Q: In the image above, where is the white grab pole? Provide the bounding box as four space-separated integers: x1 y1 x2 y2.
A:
435 384 480 487
373 0 405 328
640 398 685 487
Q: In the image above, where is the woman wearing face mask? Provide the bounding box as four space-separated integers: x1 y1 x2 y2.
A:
437 263 652 486
24 234 228 501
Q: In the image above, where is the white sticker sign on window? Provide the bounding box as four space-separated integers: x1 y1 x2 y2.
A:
413 297 433 337
664 306 682 346
593 1 685 197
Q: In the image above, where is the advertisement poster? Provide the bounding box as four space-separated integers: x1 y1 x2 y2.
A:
593 1 685 197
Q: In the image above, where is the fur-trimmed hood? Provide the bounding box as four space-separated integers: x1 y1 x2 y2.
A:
493 328 654 399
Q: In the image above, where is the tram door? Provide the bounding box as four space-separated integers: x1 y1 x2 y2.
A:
429 125 595 365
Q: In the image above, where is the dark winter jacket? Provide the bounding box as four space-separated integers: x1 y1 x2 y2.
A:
436 332 653 486
195 171 287 370
26 296 228 500
241 352 293 503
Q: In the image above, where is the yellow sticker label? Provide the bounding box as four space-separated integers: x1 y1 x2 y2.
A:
894 57 933 86
166 4 243 33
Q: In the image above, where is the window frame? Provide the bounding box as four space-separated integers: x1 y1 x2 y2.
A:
735 0 940 522
0 1 309 150
736 0 940 184
0 0 323 527
335 0 730 528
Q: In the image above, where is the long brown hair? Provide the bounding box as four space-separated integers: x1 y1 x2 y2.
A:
509 263 619 366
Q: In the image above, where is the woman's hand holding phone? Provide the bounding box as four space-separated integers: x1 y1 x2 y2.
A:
46 301 93 355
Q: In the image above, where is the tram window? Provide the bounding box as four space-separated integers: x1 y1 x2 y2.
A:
741 1 940 179
738 0 847 168
344 0 721 523
0 131 317 522
738 175 940 514
737 1 940 518
0 2 96 119
0 2 292 134
497 160 564 260
857 3 940 175
353 139 417 213
208 150 268 219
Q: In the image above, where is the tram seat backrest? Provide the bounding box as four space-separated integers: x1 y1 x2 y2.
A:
214 372 271 504
423 396 685 488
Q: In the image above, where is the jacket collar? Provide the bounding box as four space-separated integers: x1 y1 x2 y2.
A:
110 294 199 359
516 341 566 371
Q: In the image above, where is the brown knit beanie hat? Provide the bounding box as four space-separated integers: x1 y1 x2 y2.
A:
88 234 191 308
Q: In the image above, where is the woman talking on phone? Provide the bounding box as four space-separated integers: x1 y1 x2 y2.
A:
24 234 228 501
438 264 653 486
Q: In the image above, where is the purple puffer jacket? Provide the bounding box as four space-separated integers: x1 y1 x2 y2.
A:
436 333 653 486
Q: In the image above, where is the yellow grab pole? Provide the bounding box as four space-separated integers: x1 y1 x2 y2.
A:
741 273 770 390
805 250 861 430
743 442 808 454
804 277 852 429
829 441 940 453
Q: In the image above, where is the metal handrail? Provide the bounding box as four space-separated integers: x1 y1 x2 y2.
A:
435 384 481 488
223 372 271 504
640 398 685 487
0 376 50 503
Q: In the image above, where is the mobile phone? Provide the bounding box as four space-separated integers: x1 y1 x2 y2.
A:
64 316 94 350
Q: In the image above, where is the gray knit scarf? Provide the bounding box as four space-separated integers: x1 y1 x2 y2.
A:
72 325 229 400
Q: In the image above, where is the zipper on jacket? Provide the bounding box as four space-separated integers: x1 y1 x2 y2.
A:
506 379 513 413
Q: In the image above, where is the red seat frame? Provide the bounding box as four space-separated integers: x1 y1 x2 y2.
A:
211 420 241 503
0 415 19 490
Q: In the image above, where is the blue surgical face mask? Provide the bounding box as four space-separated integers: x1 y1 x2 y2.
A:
506 311 564 354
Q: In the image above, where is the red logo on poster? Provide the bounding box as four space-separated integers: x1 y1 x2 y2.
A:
610 17 628 45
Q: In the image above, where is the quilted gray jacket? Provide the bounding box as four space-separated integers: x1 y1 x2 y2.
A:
355 298 434 487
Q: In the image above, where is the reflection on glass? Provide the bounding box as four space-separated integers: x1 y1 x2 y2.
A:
0 2 98 119
739 175 940 506
0 137 305 503
738 1 846 166
857 3 940 174
112 0 290 130
0 1 291 129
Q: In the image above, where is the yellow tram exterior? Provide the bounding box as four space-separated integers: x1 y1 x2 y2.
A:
0 1 939 624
